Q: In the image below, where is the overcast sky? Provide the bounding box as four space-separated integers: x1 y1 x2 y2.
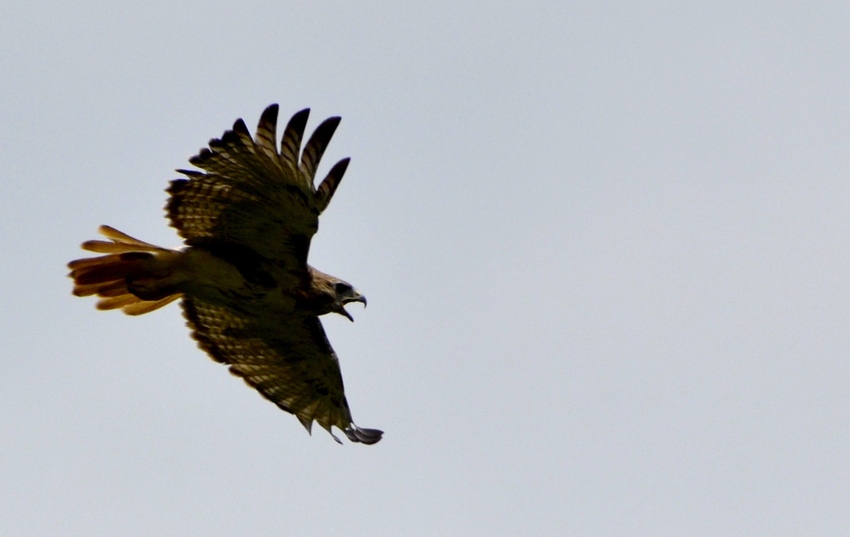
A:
3 1 850 535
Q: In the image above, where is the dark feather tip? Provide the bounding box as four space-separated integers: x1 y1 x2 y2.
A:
287 109 311 135
220 128 241 145
232 118 250 135
259 104 279 126
328 157 350 178
190 148 212 165
309 116 342 146
167 178 189 191
345 426 383 445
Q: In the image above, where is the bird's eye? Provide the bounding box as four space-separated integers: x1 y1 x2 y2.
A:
334 282 352 294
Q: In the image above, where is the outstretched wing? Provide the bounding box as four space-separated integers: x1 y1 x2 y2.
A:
166 104 351 272
181 296 382 444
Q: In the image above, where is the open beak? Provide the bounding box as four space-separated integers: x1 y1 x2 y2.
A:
339 293 366 322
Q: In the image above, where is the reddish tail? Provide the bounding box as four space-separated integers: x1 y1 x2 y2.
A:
68 226 182 315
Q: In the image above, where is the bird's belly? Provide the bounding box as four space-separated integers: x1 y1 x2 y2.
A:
178 249 296 313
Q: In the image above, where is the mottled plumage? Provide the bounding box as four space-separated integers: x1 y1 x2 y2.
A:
68 105 381 444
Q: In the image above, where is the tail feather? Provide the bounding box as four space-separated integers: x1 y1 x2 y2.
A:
121 294 181 316
73 279 129 298
68 226 182 315
97 294 142 311
96 225 166 249
81 240 155 254
71 256 152 286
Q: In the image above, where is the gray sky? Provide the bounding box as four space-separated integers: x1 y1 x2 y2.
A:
3 1 850 535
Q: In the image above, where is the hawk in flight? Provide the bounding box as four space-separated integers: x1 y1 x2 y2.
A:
68 104 382 445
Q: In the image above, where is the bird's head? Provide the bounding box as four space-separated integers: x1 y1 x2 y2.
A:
330 280 366 322
308 267 367 321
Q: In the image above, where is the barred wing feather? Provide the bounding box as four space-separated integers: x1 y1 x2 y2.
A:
182 297 382 444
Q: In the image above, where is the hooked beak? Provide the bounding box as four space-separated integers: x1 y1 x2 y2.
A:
339 293 366 322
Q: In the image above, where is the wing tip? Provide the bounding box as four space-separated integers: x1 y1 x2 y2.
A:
260 103 279 123
310 116 342 144
232 118 250 136
344 425 383 445
288 108 311 134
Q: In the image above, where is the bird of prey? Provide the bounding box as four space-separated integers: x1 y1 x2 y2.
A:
68 104 382 445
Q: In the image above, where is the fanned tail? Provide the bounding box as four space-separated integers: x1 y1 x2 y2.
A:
68 226 182 315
